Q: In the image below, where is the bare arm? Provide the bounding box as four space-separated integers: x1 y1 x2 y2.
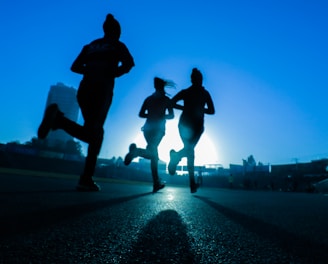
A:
171 92 184 110
70 46 88 74
115 43 135 77
165 104 174 119
204 92 215 115
138 100 148 118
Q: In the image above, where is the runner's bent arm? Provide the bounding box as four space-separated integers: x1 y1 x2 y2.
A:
165 98 174 119
115 43 135 77
171 91 184 110
204 91 215 115
139 99 149 118
71 46 88 74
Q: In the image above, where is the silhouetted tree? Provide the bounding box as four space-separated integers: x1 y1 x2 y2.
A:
247 155 256 166
25 137 47 149
7 141 21 145
65 139 83 156
243 155 259 167
116 157 124 167
23 137 83 156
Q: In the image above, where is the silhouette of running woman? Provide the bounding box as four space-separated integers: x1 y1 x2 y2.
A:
37 14 135 191
124 77 175 192
168 68 215 193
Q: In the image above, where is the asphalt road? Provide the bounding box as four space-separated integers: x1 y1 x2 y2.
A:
1 170 328 263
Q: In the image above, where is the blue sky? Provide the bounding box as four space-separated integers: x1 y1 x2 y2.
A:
1 0 328 167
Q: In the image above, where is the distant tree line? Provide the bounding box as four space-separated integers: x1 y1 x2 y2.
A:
242 154 264 167
7 137 83 156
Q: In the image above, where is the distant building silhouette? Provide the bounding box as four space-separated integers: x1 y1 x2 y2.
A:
44 82 79 146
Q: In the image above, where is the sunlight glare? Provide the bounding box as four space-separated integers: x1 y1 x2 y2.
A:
167 193 174 201
166 188 175 201
132 119 220 166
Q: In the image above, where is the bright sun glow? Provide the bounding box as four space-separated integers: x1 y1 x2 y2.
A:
132 119 219 166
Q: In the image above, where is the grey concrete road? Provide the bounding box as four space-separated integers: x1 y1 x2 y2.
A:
1 169 328 263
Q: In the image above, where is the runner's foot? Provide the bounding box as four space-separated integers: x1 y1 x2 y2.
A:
124 143 137 165
190 183 200 193
153 182 165 193
37 104 60 139
76 179 101 192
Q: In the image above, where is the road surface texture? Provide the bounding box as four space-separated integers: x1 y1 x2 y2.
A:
1 169 328 263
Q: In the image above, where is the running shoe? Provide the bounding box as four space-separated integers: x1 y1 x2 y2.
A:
190 183 200 193
37 103 59 139
76 179 101 192
153 182 165 193
124 143 137 165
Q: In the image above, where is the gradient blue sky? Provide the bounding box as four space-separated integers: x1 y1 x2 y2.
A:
1 0 327 167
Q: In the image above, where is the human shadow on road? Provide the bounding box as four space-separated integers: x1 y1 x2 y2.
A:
1 192 152 237
122 209 196 264
194 195 328 263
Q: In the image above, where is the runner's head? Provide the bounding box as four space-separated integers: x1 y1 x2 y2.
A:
154 77 176 94
103 14 121 40
191 68 203 86
154 77 165 92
